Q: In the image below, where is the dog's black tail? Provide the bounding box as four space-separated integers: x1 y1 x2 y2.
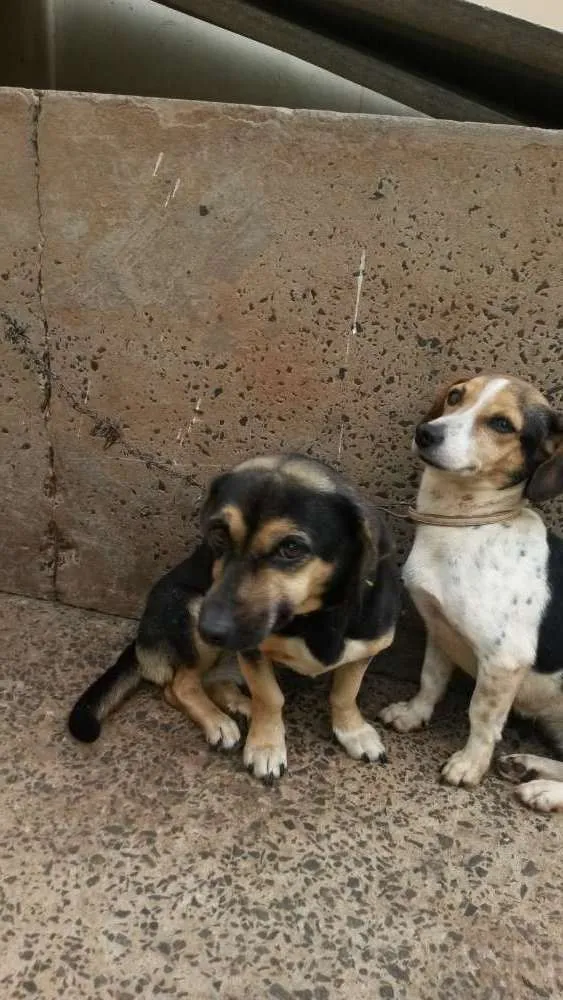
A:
68 642 141 743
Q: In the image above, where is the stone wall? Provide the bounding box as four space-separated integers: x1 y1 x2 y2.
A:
1 88 561 618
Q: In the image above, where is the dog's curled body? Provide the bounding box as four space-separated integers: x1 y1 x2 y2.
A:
69 454 401 782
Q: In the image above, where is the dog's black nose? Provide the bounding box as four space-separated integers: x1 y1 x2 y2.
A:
198 606 233 647
415 422 445 450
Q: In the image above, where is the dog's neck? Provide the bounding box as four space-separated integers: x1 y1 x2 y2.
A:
414 467 526 523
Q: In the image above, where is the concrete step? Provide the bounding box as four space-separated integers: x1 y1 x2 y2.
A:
1 592 559 999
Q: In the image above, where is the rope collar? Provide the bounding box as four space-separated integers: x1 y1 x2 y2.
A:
408 505 525 527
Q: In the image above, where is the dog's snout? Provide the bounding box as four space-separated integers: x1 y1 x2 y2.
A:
415 422 445 450
198 603 233 647
198 594 271 651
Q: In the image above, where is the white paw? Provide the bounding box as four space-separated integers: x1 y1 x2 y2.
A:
334 723 387 763
515 779 563 813
379 700 430 732
205 715 241 750
441 749 488 787
243 733 287 783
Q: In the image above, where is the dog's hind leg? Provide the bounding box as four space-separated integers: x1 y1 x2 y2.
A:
205 680 252 720
165 667 243 750
202 655 252 723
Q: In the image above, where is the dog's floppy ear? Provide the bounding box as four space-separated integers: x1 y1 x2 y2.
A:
337 489 376 586
356 511 397 583
525 411 563 500
374 517 395 566
422 376 471 422
358 517 397 611
199 470 231 527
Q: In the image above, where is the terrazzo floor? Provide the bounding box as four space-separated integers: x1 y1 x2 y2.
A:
1 594 561 1000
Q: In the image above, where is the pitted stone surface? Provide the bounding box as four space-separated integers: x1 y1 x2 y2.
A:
3 91 560 615
0 89 53 597
1 595 562 1000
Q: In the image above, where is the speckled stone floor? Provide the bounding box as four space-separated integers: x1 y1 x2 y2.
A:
1 594 561 1000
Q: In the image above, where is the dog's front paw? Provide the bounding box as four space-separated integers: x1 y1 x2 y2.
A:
441 748 488 787
334 723 387 763
379 699 430 733
243 727 287 784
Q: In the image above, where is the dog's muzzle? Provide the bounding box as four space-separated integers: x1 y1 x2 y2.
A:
198 597 282 652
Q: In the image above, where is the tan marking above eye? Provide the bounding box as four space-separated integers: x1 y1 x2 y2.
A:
250 518 307 556
218 504 247 546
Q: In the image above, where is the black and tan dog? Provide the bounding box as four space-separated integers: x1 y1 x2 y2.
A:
69 454 400 781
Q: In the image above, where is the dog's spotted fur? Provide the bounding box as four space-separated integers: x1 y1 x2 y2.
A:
380 374 563 812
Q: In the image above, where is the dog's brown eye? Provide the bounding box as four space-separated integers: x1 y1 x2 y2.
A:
488 415 515 435
276 538 309 563
447 388 463 406
207 525 230 553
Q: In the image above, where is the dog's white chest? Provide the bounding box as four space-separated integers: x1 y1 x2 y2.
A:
259 632 394 676
404 511 550 666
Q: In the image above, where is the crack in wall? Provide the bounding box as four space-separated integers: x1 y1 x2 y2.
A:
32 89 59 598
0 314 202 488
0 92 203 605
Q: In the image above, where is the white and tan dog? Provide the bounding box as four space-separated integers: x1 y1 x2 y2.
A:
380 374 563 812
